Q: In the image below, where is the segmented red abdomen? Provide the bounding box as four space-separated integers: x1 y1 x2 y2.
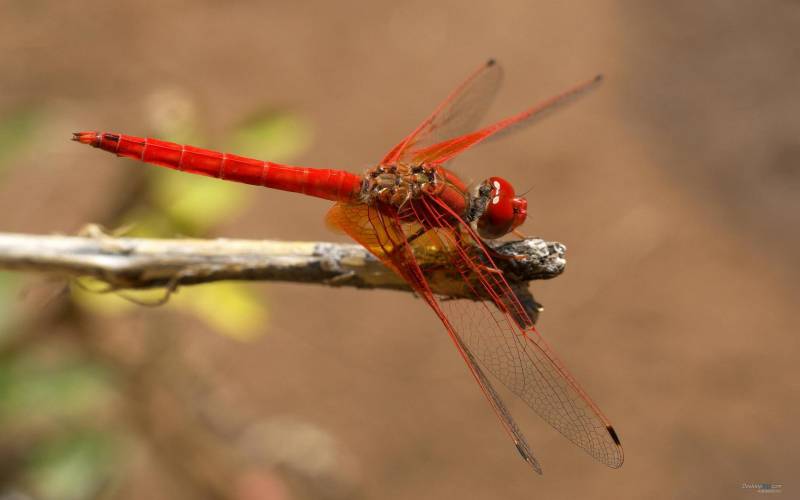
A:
74 132 362 203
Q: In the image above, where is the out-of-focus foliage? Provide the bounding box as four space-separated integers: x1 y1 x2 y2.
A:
0 351 118 500
0 355 114 425
24 430 116 500
172 282 268 341
0 273 21 340
72 278 268 341
154 172 251 235
227 110 313 163
0 87 312 499
0 107 40 170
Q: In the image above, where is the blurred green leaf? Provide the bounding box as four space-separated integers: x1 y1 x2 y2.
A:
151 170 252 235
0 106 40 169
227 110 313 163
116 205 184 238
25 430 115 500
174 282 268 341
70 279 267 341
0 272 21 336
0 357 114 425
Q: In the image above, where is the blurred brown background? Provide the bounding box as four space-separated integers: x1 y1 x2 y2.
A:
1 1 798 499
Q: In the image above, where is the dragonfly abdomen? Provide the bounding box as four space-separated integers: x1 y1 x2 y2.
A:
73 131 362 202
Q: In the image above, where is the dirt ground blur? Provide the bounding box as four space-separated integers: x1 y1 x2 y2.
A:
1 1 798 499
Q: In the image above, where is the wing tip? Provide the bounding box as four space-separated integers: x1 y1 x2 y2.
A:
593 73 604 84
605 425 625 469
606 425 621 446
515 442 543 475
486 58 497 67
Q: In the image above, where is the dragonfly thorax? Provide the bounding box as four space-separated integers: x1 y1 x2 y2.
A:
364 164 445 207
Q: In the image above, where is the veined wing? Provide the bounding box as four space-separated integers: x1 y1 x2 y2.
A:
327 199 624 470
415 194 624 468
381 60 503 165
326 201 543 473
411 74 604 166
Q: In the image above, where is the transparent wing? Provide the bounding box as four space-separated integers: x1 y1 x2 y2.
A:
410 75 604 165
326 201 542 473
381 60 503 165
413 194 624 467
327 199 624 470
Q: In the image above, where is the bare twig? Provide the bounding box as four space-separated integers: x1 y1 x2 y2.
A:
0 227 566 299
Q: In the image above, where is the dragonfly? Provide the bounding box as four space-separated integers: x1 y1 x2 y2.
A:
73 60 623 474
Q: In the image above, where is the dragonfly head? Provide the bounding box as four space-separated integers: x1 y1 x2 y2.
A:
476 176 527 239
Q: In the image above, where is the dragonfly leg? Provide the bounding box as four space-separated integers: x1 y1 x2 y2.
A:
404 226 429 245
324 270 357 285
450 226 504 275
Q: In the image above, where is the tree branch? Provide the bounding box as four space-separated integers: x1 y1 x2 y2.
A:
0 227 566 299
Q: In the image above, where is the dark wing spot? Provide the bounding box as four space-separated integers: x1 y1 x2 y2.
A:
486 58 497 67
103 133 120 142
607 426 621 446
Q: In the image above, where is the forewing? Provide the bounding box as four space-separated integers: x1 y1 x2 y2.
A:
326 201 543 473
381 60 503 165
411 75 604 165
328 199 623 469
414 195 624 468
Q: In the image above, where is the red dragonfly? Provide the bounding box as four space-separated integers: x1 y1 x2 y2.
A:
74 60 623 473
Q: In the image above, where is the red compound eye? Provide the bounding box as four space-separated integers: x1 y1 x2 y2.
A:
477 177 527 239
